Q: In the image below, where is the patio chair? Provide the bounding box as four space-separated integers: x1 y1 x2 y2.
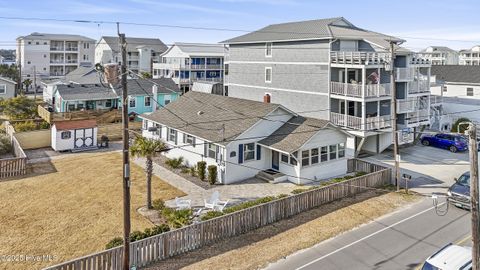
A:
204 191 220 210
214 199 230 212
175 197 191 210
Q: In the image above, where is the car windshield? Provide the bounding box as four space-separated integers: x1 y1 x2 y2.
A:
455 136 468 143
421 262 440 270
457 173 470 186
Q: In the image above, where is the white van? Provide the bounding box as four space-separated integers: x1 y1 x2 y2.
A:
421 243 472 270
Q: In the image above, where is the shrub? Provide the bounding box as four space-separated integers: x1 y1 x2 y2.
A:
152 199 165 211
276 194 289 199
355 171 368 177
292 188 307 194
13 121 36 132
0 96 37 120
165 157 184 169
201 211 225 221
151 224 170 235
452 117 471 133
189 165 197 177
39 121 50 129
129 230 145 242
197 161 207 181
180 167 190 174
207 165 217 185
0 134 12 155
162 208 193 228
143 228 153 237
105 237 123 249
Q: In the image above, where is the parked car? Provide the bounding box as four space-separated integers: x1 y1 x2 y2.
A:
421 243 471 270
447 171 471 210
421 133 468 153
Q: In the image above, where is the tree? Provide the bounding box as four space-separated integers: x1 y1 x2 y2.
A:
452 117 471 134
141 72 152 79
22 79 32 93
130 135 168 209
0 96 37 120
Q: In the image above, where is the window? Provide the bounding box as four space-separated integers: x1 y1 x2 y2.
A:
77 103 84 110
224 64 229 75
164 95 171 105
0 85 6 94
105 99 112 107
28 41 31 45
230 151 236 158
208 143 217 159
301 150 310 167
265 67 272 83
338 143 345 158
36 41 39 45
321 146 328 162
329 145 337 160
143 120 148 130
61 131 71 139
44 54 47 58
155 124 161 136
129 97 136 108
27 61 31 64
43 68 46 71
290 151 298 166
144 96 151 107
265 42 272 57
185 134 195 146
224 86 228 96
243 143 255 161
168 128 177 143
281 153 289 163
311 148 319 164
467 87 474 96
442 85 447 92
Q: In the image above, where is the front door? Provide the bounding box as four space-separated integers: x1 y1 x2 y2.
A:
272 150 279 171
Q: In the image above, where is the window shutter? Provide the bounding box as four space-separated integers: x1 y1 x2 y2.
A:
216 145 220 162
166 127 170 141
174 131 178 145
183 134 186 144
256 144 261 160
193 137 196 147
238 144 244 164
204 142 208 157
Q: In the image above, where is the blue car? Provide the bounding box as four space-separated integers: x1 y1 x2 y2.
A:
421 133 468 153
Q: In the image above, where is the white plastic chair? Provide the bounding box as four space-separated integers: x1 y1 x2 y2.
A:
215 199 230 211
204 191 220 210
175 197 191 210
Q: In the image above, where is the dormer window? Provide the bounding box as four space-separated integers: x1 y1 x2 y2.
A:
265 43 272 57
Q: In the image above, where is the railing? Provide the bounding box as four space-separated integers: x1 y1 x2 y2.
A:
65 60 78 64
330 82 391 98
430 95 443 105
50 72 64 76
191 77 223 83
330 112 391 131
50 47 64 51
44 159 390 270
50 60 64 64
407 109 430 126
408 80 430 94
365 115 391 130
330 51 390 65
65 47 78 51
395 68 414 81
409 55 431 65
397 98 418 113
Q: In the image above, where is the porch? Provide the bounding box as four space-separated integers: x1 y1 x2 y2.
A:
330 98 392 131
330 67 392 98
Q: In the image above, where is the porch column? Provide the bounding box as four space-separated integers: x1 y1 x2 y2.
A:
377 67 381 97
362 66 366 98
361 101 366 131
343 99 348 127
344 67 348 94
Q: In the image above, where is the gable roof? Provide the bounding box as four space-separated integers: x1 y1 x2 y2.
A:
420 46 456 53
54 119 97 131
65 66 100 84
99 36 168 53
140 91 284 146
431 65 480 84
0 77 17 85
122 78 181 96
163 43 227 57
18 32 94 42
222 17 403 46
258 116 331 153
56 84 118 101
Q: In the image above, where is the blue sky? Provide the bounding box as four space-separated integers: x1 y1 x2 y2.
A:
1 0 479 51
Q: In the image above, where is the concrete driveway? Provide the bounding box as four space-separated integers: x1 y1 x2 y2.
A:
364 144 470 195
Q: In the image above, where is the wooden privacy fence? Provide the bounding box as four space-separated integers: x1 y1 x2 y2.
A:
44 159 390 270
0 122 27 178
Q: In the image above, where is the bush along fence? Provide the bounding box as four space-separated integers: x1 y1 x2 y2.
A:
0 121 27 178
43 159 390 270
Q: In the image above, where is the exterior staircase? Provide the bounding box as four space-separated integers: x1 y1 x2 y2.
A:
255 169 287 183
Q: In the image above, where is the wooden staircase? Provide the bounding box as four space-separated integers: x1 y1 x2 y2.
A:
256 169 287 183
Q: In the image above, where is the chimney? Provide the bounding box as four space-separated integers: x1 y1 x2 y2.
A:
263 93 271 103
152 85 158 111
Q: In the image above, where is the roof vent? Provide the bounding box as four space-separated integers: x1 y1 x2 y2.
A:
197 111 204 116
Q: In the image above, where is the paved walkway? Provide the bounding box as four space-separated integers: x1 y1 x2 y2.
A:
133 157 299 208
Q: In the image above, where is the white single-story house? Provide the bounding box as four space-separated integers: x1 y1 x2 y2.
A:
0 76 17 99
140 91 352 185
52 119 98 151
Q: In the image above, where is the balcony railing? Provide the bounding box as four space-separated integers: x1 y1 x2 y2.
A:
191 77 223 82
430 95 443 105
65 59 78 64
330 82 391 98
330 112 391 131
407 109 430 126
65 47 78 51
50 60 64 64
50 72 64 76
50 47 64 51
330 51 390 65
395 68 414 81
397 98 417 113
408 80 430 94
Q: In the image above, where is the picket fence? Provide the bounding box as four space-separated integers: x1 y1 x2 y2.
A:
44 159 390 270
0 122 27 178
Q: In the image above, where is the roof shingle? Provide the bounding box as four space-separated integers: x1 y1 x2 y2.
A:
431 65 480 84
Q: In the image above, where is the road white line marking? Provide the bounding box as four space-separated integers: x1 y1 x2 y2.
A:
296 203 444 270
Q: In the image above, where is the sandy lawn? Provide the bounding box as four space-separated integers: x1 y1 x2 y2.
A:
0 152 185 270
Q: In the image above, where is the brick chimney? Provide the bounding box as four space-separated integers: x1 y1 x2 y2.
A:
263 93 271 103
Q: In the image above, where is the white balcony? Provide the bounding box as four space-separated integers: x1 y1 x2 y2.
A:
191 77 223 83
330 112 391 131
406 109 430 127
408 80 430 94
50 59 64 64
330 51 390 65
65 59 78 64
397 98 418 113
430 95 443 105
395 68 414 81
330 82 391 98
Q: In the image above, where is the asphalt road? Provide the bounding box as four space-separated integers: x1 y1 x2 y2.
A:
266 144 472 270
265 198 471 270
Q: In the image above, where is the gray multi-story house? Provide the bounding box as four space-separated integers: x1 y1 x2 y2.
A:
222 17 431 155
418 46 459 65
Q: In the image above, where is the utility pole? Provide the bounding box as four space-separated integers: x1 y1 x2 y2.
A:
390 41 400 191
118 23 131 270
467 123 479 270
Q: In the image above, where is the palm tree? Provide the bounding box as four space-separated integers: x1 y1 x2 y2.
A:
130 135 167 209
22 79 32 94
